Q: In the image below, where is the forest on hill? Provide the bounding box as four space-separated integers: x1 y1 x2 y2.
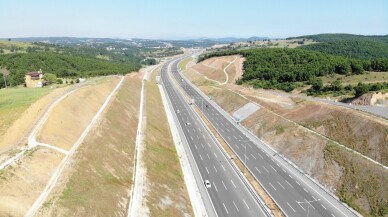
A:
0 52 140 87
298 40 388 60
287 33 388 43
199 48 388 95
287 34 388 60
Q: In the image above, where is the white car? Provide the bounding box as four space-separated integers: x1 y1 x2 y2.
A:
204 180 211 188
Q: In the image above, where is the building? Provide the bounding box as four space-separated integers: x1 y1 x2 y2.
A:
25 69 44 88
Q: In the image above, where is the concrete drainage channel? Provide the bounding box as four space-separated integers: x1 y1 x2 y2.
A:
127 65 157 217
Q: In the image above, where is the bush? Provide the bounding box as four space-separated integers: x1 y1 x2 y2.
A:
354 82 369 97
43 73 57 84
56 78 63 84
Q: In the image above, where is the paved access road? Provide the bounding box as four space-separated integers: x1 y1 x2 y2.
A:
161 58 268 217
171 58 358 217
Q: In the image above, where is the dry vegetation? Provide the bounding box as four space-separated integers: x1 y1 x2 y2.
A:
183 56 388 216
141 67 193 216
0 147 64 216
36 75 141 216
37 77 120 150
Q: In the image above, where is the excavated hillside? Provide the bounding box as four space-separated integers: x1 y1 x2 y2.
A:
183 55 388 216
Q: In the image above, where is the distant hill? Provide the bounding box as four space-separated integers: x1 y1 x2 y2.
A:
287 33 388 43
198 36 270 43
288 34 388 59
4 37 129 45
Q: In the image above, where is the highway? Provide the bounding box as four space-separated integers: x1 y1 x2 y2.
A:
170 56 358 217
160 58 268 217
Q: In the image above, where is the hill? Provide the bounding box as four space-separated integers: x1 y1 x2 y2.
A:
198 48 388 94
287 33 388 43
286 34 388 59
298 40 388 59
0 52 140 86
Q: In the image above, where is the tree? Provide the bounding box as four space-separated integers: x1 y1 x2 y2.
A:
310 78 323 91
43 73 57 84
56 78 63 84
354 82 369 97
329 80 343 91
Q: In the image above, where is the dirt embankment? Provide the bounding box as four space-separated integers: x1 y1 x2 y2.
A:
352 92 388 106
0 77 122 217
37 77 120 150
184 56 388 216
36 75 140 216
0 147 64 216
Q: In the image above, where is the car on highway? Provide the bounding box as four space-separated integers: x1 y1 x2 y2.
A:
204 180 211 188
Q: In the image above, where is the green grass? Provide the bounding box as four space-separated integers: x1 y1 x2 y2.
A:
275 126 285 135
0 87 53 136
178 57 193 71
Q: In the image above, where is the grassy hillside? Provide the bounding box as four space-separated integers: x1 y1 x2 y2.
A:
0 52 140 87
0 87 53 137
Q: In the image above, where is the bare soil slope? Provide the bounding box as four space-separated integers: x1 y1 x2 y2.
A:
36 74 141 216
37 77 120 150
0 148 64 216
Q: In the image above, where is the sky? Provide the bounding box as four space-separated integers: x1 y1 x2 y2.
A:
0 0 387 39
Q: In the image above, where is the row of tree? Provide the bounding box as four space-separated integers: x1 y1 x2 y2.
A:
0 52 140 87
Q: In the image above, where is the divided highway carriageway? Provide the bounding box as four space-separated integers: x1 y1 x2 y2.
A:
169 56 359 217
161 58 269 217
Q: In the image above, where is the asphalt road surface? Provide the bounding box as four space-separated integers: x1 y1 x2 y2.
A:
170 57 358 217
161 58 268 217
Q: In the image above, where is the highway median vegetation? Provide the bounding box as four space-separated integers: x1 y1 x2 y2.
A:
142 67 193 216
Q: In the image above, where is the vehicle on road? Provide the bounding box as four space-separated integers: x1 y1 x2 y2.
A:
204 180 211 188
